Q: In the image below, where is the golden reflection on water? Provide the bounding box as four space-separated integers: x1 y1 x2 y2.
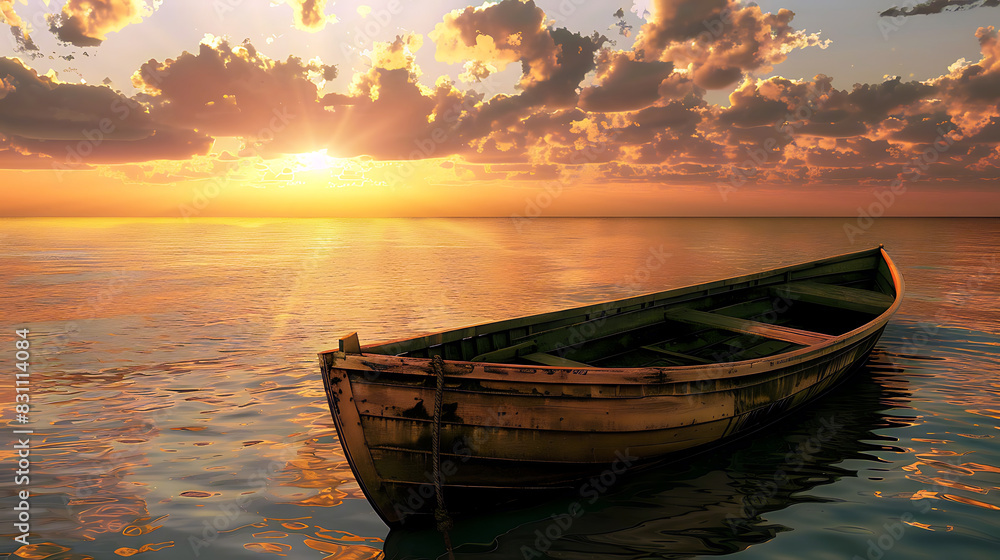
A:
1 218 998 558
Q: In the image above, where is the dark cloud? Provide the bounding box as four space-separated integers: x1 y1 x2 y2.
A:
966 117 1000 142
10 127 212 164
880 0 1000 17
804 138 895 168
841 77 935 123
0 134 91 169
612 7 633 37
0 57 211 164
930 26 1000 103
613 101 703 143
889 112 958 142
579 52 674 112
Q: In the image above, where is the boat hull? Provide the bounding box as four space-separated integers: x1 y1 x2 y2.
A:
319 247 903 526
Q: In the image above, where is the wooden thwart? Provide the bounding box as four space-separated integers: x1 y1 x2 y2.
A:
640 345 713 365
772 281 894 315
664 308 833 346
471 340 537 363
521 352 593 368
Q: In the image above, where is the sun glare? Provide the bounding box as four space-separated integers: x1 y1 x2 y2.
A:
292 149 344 172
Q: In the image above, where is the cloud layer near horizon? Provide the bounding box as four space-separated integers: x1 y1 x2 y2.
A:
0 0 999 192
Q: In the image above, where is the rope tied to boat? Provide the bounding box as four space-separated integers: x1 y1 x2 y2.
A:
430 355 455 558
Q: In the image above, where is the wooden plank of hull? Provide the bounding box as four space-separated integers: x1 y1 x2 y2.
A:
351 382 735 433
773 282 894 315
367 418 731 484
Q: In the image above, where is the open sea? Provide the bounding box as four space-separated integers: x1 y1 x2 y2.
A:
0 217 997 560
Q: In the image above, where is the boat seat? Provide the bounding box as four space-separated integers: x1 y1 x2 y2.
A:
640 345 713 364
663 307 833 346
521 352 593 368
771 281 894 315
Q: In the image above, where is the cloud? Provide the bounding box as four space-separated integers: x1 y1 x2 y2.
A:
930 26 1000 104
1 0 37 51
0 134 93 169
0 1 21 27
0 57 211 164
880 0 1000 17
133 36 337 153
320 34 476 159
634 0 829 89
285 0 335 32
10 127 212 164
48 0 159 47
579 51 676 112
430 0 558 85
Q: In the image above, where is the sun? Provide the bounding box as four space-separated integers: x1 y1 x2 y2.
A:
291 149 344 172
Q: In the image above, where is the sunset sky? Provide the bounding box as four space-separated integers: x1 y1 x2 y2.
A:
1 0 998 217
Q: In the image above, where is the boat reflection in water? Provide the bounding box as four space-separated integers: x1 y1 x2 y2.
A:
383 350 912 559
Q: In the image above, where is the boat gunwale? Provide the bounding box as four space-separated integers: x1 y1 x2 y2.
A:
321 247 903 385
345 246 888 354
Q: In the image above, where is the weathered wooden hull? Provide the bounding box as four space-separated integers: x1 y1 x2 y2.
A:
319 247 903 526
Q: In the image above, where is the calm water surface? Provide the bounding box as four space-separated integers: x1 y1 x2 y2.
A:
0 218 997 559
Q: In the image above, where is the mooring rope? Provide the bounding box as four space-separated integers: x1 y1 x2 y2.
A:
430 355 455 559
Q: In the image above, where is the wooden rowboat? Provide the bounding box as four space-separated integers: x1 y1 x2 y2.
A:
319 246 903 527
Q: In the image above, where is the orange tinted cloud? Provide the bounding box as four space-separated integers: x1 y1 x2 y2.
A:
430 0 556 84
1 0 36 50
133 35 336 154
285 0 335 32
48 0 157 47
635 0 829 89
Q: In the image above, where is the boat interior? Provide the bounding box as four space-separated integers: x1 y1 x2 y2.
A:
360 249 898 369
